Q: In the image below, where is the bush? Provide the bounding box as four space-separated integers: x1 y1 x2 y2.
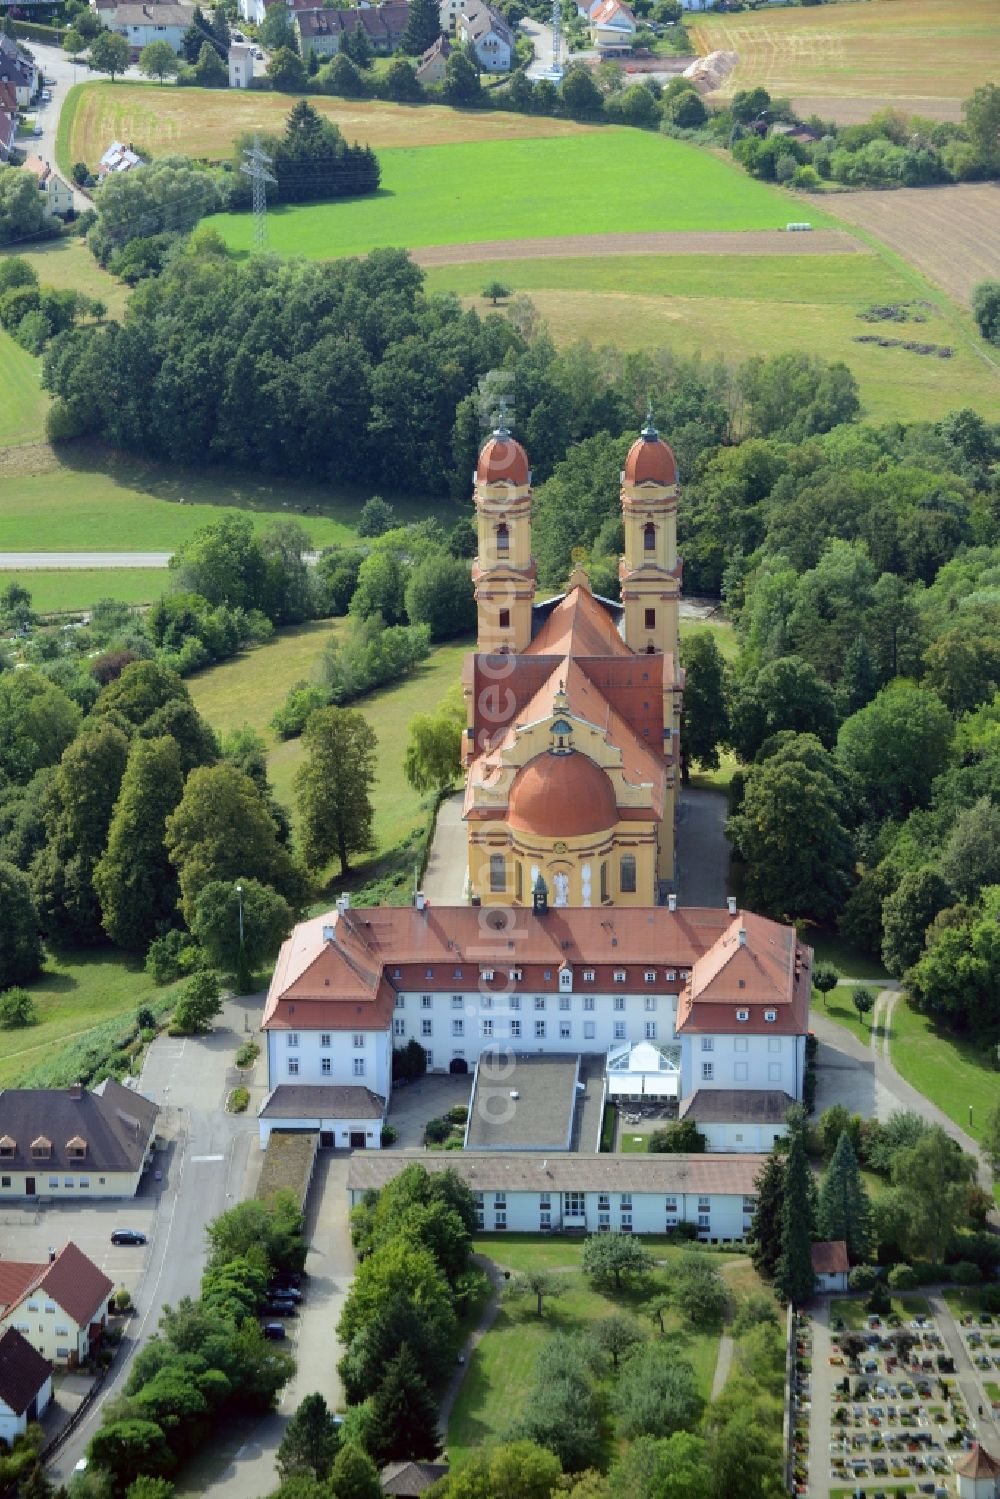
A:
114 1287 133 1312
235 1040 260 1069
423 1117 451 1145
848 1264 880 1294
145 929 204 984
381 1125 398 1146
951 1260 982 1286
972 280 1000 345
447 1104 469 1125
229 1086 250 1113
271 682 329 739
792 164 822 190
887 1263 917 1290
0 987 38 1028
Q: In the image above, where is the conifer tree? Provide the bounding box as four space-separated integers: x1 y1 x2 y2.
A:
368 1344 441 1465
400 0 440 55
749 1151 785 1279
775 1128 816 1306
817 1130 874 1264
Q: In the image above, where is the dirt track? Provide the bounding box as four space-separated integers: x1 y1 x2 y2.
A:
410 228 864 266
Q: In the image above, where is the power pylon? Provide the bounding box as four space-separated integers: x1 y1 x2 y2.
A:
240 134 277 252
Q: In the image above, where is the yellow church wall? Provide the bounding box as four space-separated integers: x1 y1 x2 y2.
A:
469 820 659 908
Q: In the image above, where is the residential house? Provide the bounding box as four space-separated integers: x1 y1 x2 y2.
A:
108 2 198 56
0 1078 158 1200
98 139 143 177
22 155 74 217
228 40 256 85
0 1242 114 1368
438 0 461 34
811 1239 850 1293
0 34 37 108
261 898 810 1148
379 1461 450 1496
294 2 410 57
458 0 512 71
588 0 636 53
415 32 450 84
0 1328 52 1447
350 1150 765 1241
294 9 342 60
0 79 17 162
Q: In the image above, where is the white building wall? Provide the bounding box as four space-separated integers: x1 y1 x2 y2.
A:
0 1375 51 1444
267 1027 391 1096
699 1120 786 1154
259 1114 383 1149
111 18 189 50
684 1032 799 1096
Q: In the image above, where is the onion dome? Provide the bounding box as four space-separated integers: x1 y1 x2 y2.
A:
477 416 530 486
624 412 677 486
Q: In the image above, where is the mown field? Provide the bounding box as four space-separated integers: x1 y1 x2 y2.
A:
63 81 599 167
187 623 470 858
214 132 828 259
888 997 1000 1160
689 0 1000 121
0 567 169 614
0 329 48 447
421 252 1000 423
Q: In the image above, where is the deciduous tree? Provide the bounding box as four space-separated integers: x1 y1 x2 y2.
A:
88 29 131 79
680 629 728 779
580 1232 653 1292
191 878 292 975
139 40 179 80
404 552 475 640
589 1313 644 1370
612 1347 703 1438
403 694 464 794
94 735 184 951
294 706 376 874
891 1123 974 1262
837 681 953 821
0 862 43 990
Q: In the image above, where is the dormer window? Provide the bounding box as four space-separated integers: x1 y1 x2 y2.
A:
736 1009 749 1023
644 971 656 983
67 1136 87 1160
764 1010 777 1024
482 969 494 981
583 970 595 982
0 1136 14 1159
614 970 626 983
31 1136 51 1160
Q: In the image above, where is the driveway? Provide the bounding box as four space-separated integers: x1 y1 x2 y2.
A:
46 997 262 1484
421 792 467 905
675 785 730 909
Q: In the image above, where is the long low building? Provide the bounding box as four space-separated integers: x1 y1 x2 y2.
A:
347 1149 766 1241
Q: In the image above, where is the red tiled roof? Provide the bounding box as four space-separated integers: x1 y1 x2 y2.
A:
810 1240 849 1275
508 752 619 837
676 913 811 1035
477 431 529 486
34 1243 113 1327
624 429 676 485
0 1263 41 1312
0 1328 51 1417
954 1444 1000 1479
529 586 631 660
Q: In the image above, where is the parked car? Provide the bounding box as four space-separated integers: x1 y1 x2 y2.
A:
268 1286 302 1303
111 1229 147 1246
261 1322 287 1340
262 1301 297 1317
270 1270 302 1288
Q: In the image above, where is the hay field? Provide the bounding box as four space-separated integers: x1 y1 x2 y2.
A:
689 0 999 122
64 81 597 167
421 254 1000 423
826 182 1000 308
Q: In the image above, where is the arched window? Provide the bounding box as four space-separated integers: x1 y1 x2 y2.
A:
620 854 637 894
643 522 656 553
496 522 510 557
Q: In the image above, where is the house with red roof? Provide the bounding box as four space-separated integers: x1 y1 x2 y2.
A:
0 1242 114 1368
588 0 636 52
810 1239 850 1293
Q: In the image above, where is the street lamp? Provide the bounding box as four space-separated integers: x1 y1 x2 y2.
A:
235 882 251 996
236 883 244 948
969 1104 974 1131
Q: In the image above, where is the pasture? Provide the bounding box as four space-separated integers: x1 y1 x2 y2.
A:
689 0 1000 122
0 330 48 447
2 568 169 614
213 132 824 259
0 236 128 318
63 81 598 168
421 253 1000 423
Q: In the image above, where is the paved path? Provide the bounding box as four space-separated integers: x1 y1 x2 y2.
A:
930 1291 1000 1453
710 1328 734 1399
805 1299 831 1499
422 792 468 904
675 785 730 908
0 552 173 569
437 1255 502 1438
410 228 863 268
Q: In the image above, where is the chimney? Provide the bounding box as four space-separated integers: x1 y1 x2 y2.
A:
415 891 427 912
667 893 677 912
727 896 737 916
69 1082 83 1100
48 1246 56 1263
321 924 335 943
335 893 350 916
738 928 747 948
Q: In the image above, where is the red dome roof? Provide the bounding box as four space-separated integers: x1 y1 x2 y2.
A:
477 427 529 486
508 753 618 838
624 423 677 486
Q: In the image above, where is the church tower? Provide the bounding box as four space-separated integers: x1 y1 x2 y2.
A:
471 416 536 655
619 413 681 661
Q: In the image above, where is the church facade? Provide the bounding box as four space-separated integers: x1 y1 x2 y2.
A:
462 416 683 908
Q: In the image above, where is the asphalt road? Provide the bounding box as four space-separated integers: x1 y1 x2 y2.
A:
0 554 173 569
47 1000 261 1485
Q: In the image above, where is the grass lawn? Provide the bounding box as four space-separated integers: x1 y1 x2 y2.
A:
815 983 883 1047
0 443 454 554
619 1132 650 1153
214 133 828 261
4 568 170 615
888 997 1000 1153
942 1287 997 1315
829 1294 930 1332
188 624 470 862
809 931 890 983
0 949 176 1089
0 236 129 319
0 328 48 447
688 0 1000 116
451 1241 734 1464
679 614 738 662
421 254 1000 425
63 81 598 168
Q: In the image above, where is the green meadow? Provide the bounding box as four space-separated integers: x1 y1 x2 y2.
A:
2 568 170 614
214 132 826 259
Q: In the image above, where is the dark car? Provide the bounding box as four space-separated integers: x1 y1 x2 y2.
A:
262 1301 297 1317
111 1229 147 1246
270 1271 301 1288
268 1286 302 1303
261 1322 287 1340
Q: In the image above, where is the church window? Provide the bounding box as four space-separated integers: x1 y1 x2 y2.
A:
643 522 656 552
600 863 608 903
516 862 523 902
620 854 637 893
644 608 656 630
499 608 510 628
489 855 506 893
496 522 509 556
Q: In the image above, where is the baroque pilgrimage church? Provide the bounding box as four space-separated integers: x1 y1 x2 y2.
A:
259 420 812 1237
462 414 683 908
